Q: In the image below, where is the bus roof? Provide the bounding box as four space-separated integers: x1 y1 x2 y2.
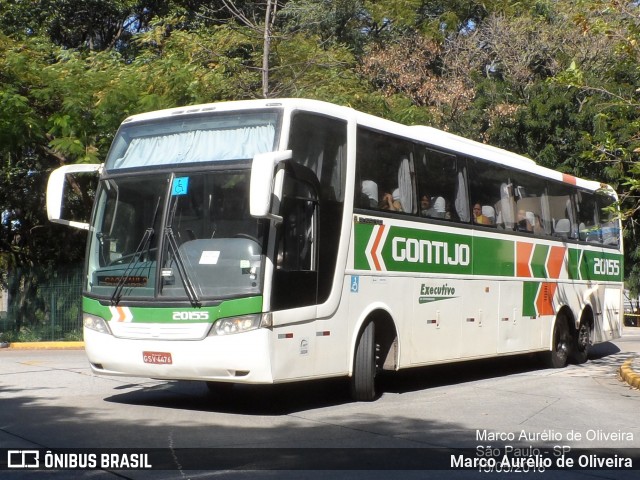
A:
121 98 607 193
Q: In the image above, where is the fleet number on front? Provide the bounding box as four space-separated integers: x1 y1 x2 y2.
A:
172 311 210 320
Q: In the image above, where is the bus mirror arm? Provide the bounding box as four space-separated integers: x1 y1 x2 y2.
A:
250 150 292 222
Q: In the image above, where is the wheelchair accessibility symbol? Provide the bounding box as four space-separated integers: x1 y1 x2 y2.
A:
350 275 359 293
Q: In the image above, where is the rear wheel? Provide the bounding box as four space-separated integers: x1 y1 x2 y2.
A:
543 313 570 368
571 321 591 364
350 321 377 402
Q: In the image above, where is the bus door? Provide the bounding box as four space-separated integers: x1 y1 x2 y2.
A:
271 171 319 311
269 168 321 380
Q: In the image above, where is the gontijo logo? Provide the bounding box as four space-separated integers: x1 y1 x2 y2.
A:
393 237 470 266
363 224 471 272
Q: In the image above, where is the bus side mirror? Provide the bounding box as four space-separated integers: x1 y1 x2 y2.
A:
250 150 292 220
47 163 102 230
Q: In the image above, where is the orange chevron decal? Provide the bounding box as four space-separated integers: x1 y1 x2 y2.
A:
546 246 566 279
370 225 386 271
109 305 133 322
516 242 534 278
536 282 557 316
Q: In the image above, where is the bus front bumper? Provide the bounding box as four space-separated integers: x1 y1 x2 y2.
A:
83 327 274 384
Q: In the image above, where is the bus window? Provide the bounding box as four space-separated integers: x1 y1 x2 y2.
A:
575 190 599 243
546 181 577 239
416 148 465 222
597 191 620 247
511 170 548 235
271 174 318 310
356 128 417 214
289 112 346 202
468 158 514 228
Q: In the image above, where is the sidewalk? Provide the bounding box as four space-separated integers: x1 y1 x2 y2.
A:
1 341 84 350
619 325 640 389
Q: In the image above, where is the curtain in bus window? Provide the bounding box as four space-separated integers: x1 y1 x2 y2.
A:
499 183 515 229
113 125 275 168
541 193 551 235
398 157 414 214
455 169 470 222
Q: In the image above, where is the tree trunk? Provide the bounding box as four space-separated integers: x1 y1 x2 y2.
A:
262 0 274 98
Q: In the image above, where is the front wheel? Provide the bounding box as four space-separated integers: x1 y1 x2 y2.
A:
543 314 570 368
350 322 377 402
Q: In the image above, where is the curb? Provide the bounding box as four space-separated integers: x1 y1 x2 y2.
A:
619 358 640 389
1 342 84 350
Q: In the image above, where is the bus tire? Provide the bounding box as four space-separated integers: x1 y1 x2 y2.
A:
350 321 377 402
571 320 591 364
543 313 570 368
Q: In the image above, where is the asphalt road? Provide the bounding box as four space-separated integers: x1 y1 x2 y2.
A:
1 328 640 479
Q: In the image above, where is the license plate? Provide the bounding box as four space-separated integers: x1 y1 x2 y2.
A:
143 351 173 365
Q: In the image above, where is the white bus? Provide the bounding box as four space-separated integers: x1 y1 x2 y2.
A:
47 98 623 401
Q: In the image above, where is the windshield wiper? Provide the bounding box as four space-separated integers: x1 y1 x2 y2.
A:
110 196 162 306
165 226 201 308
110 227 154 306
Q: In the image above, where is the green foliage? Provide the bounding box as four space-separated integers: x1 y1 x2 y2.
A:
2 0 640 325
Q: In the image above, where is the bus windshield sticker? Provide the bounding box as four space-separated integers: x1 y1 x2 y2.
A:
199 251 220 265
240 260 251 275
172 177 189 196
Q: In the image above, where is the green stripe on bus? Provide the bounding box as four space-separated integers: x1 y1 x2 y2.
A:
353 222 375 270
472 236 514 276
353 220 623 281
567 248 581 280
579 250 623 282
82 296 263 323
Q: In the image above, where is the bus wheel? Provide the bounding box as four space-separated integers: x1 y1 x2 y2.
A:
350 321 377 402
544 314 570 368
571 321 590 364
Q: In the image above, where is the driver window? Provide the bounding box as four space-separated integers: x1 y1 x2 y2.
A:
277 179 316 272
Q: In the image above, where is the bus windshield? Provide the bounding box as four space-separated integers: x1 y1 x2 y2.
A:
86 170 267 301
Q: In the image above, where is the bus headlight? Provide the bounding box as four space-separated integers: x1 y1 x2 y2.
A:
83 314 112 335
210 314 268 336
